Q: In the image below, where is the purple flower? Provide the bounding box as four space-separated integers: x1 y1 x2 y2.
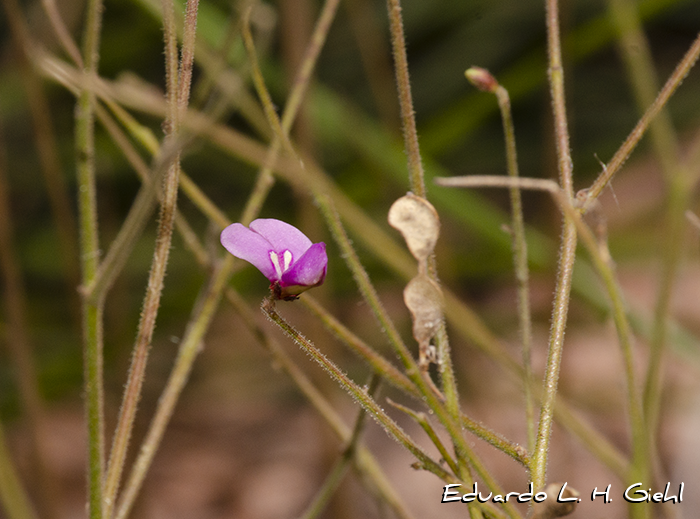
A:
220 218 327 300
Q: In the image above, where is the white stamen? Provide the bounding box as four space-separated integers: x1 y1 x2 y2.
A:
270 250 294 279
283 250 293 271
269 251 283 279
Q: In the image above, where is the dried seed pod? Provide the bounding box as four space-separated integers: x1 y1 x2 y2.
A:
403 274 443 368
388 193 440 263
532 483 580 519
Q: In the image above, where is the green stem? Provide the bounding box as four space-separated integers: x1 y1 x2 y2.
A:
0 420 38 519
606 4 692 516
491 81 535 456
583 31 700 213
262 298 455 483
386 0 425 197
643 177 692 450
387 399 459 476
385 0 461 434
387 401 508 519
545 0 574 198
318 199 521 519
114 257 233 519
104 1 199 513
243 40 525 496
298 375 379 519
95 85 626 477
532 220 576 490
300 295 421 398
76 0 105 516
435 173 643 484
224 288 418 519
239 0 340 226
0 126 58 518
83 167 161 303
532 0 578 490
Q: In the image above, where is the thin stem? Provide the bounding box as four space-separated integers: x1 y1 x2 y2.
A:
262 298 455 483
244 34 526 489
297 458 350 519
89 102 221 289
103 1 199 513
40 0 83 67
385 0 462 427
545 0 574 198
177 0 199 122
0 130 58 519
607 3 690 515
387 399 459 476
583 31 700 213
386 0 425 197
75 0 105 515
239 0 340 226
3 0 81 323
45 47 626 481
224 288 418 519
114 257 233 519
643 177 692 447
386 401 505 519
303 294 528 466
298 375 379 519
608 0 678 176
531 0 578 490
68 62 624 479
111 3 336 510
436 173 645 484
459 415 529 469
318 199 521 519
492 80 535 455
534 223 577 491
0 420 38 519
83 167 161 303
300 295 421 398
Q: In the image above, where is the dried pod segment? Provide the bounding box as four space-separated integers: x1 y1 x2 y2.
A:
403 274 444 369
388 193 440 264
532 483 580 519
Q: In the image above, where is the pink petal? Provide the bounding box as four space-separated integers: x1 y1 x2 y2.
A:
220 223 277 280
281 242 327 288
250 219 312 262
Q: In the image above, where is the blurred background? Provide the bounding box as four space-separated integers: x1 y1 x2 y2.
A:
1 0 700 517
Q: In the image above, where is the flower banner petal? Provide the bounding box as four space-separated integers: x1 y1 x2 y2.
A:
220 223 277 280
250 219 313 261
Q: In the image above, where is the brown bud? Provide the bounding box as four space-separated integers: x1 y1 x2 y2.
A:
465 66 499 93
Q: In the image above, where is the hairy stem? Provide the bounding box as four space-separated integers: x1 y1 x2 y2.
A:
532 0 578 490
75 0 105 515
103 1 199 514
583 31 700 213
386 0 424 197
